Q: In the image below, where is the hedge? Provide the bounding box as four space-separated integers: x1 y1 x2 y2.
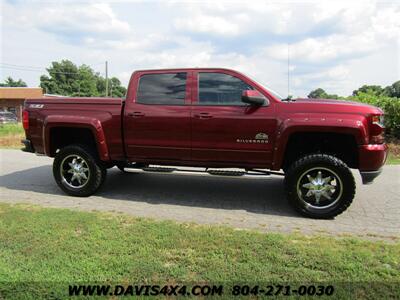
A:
349 92 400 139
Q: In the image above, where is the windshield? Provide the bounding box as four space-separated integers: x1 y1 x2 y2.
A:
245 73 284 100
258 83 284 100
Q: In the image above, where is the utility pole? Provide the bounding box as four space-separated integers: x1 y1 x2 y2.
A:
287 43 290 98
105 61 108 97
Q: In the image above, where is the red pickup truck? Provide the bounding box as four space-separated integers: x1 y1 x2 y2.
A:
22 68 388 218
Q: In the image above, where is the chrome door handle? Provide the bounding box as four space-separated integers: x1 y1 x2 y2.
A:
128 112 145 117
194 112 212 119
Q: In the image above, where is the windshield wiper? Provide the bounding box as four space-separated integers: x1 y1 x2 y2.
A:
282 96 296 102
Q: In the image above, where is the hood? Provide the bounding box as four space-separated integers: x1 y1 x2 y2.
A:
295 98 372 106
287 98 383 115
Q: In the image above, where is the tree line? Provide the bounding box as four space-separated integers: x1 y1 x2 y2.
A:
308 81 400 99
1 61 398 138
0 77 27 87
0 60 126 97
307 82 400 140
2 60 398 100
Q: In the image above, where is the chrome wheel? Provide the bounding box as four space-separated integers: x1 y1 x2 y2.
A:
60 155 90 189
296 167 343 209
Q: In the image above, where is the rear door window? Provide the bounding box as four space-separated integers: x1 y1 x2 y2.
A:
137 73 187 105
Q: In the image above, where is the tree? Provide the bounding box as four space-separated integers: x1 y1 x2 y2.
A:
352 85 383 96
109 77 127 97
307 88 338 99
308 88 327 99
40 60 80 95
74 64 98 97
95 75 127 98
383 80 400 98
40 60 127 97
0 77 27 87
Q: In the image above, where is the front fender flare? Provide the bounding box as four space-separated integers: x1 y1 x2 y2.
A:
271 116 367 170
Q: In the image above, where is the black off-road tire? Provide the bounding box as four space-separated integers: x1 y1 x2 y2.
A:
53 144 107 197
284 154 355 219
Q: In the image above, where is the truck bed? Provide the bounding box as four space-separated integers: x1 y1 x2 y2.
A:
24 97 125 160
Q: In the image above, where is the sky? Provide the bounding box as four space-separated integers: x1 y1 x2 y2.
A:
0 0 399 97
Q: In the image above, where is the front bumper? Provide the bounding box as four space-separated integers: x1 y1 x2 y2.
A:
21 139 35 153
359 144 388 170
360 169 383 185
358 144 388 185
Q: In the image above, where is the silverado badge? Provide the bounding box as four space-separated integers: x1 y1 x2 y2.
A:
237 132 269 144
255 132 268 140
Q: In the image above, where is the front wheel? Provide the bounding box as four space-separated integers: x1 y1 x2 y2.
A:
284 154 355 219
53 144 107 197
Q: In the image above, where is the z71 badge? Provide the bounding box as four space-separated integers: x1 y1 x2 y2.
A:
237 132 269 144
29 104 44 109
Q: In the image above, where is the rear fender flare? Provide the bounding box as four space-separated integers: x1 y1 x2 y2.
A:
43 115 110 161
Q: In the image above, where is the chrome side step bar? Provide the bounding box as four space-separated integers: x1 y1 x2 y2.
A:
207 170 245 176
142 166 177 173
123 165 284 177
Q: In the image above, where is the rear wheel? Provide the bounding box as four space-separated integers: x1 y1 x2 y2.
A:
53 144 106 197
284 154 355 219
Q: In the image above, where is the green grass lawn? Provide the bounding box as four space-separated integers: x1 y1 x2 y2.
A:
0 123 24 135
0 123 24 148
387 153 400 165
387 142 400 165
0 204 398 299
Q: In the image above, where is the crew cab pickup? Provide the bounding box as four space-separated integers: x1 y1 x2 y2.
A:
22 68 388 218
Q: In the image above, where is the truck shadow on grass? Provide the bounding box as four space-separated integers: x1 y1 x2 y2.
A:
0 165 298 217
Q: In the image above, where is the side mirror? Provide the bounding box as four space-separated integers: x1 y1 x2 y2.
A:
241 90 268 106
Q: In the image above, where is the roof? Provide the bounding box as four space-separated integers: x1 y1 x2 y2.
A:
0 87 43 99
134 67 237 73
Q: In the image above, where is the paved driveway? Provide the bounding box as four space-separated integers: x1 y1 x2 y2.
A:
1 149 399 241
